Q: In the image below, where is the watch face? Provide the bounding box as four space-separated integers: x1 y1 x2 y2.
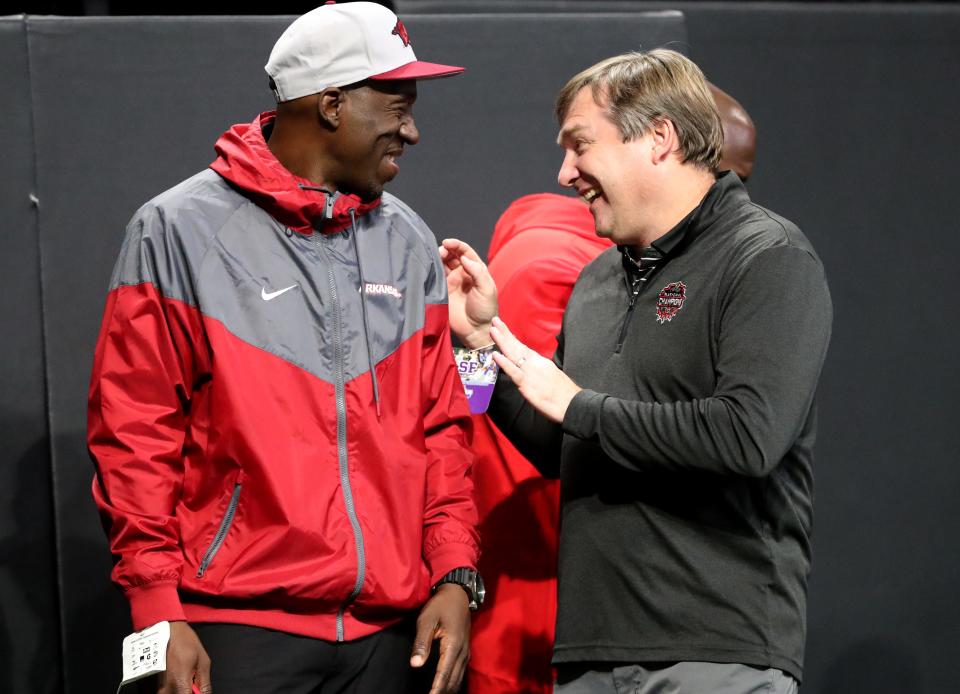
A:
474 572 486 605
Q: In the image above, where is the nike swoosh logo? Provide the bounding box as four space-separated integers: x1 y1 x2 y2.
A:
261 284 298 301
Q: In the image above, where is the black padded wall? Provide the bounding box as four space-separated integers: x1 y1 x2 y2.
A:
0 17 62 694
680 7 960 694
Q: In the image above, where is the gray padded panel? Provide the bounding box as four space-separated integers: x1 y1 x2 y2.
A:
0 17 62 694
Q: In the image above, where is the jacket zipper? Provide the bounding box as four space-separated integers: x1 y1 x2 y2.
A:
317 232 367 642
196 482 242 578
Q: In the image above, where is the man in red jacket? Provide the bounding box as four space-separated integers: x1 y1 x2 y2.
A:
465 82 757 694
88 4 480 694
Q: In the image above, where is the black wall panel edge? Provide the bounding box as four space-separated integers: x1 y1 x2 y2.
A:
0 15 63 694
24 17 70 690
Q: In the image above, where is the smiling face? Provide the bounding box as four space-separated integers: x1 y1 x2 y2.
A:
556 87 657 246
335 79 420 201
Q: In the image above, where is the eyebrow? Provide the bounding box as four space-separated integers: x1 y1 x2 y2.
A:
557 124 587 146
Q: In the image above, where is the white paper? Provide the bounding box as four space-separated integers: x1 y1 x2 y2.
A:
118 620 170 692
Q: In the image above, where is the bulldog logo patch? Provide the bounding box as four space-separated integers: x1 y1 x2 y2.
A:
656 281 686 324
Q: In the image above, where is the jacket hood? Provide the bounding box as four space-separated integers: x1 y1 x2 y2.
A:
487 193 609 264
486 193 612 358
210 111 380 235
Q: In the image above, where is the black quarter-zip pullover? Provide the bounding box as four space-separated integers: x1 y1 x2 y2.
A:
489 172 832 681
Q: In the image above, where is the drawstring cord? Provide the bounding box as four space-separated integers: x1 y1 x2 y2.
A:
297 184 382 418
350 208 382 419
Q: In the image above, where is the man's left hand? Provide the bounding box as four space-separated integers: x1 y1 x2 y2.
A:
491 316 582 423
410 583 471 694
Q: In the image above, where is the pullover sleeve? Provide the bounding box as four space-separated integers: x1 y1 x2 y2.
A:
420 252 480 583
487 377 563 479
562 245 832 478
487 345 568 480
483 252 592 479
87 207 209 629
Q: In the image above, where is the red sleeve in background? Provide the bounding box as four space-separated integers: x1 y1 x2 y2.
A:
468 194 610 694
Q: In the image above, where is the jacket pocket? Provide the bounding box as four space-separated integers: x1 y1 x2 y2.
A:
196 481 242 578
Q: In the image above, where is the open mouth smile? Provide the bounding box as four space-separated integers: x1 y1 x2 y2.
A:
582 187 601 203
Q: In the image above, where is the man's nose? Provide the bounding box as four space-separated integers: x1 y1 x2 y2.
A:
400 116 420 145
557 151 578 188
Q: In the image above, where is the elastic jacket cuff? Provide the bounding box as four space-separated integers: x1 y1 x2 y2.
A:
126 580 186 631
425 542 478 586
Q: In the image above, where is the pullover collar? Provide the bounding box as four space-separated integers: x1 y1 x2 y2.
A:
210 111 380 235
619 170 749 272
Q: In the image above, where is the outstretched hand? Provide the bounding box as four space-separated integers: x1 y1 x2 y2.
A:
439 239 498 349
491 316 582 423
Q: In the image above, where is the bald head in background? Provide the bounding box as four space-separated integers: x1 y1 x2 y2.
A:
709 83 757 182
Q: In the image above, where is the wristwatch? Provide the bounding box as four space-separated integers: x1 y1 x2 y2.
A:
433 567 485 611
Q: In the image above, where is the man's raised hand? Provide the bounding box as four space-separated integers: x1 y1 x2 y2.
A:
439 239 498 349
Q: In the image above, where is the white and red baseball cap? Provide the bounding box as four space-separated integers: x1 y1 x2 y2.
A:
265 1 464 102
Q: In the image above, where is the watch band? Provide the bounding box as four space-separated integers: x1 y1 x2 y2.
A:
434 567 485 611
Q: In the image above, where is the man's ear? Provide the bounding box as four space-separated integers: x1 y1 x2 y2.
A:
318 87 345 129
650 118 678 164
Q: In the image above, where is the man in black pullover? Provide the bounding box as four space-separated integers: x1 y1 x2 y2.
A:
441 49 831 694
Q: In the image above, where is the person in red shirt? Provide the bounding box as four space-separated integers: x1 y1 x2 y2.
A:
466 82 757 694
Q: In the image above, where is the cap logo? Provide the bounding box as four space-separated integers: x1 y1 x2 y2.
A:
656 281 686 323
392 19 410 47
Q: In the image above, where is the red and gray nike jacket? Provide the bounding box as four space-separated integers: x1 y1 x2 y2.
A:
87 111 479 642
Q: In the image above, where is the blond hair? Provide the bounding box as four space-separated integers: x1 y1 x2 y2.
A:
555 49 723 171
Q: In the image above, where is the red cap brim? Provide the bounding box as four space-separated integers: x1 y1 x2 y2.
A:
369 61 464 81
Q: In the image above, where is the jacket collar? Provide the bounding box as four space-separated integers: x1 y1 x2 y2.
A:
209 111 380 235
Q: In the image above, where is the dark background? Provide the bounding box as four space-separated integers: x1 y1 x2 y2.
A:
1 3 958 693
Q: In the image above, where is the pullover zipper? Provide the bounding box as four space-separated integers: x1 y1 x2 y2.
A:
315 231 367 642
615 247 665 353
614 278 643 353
